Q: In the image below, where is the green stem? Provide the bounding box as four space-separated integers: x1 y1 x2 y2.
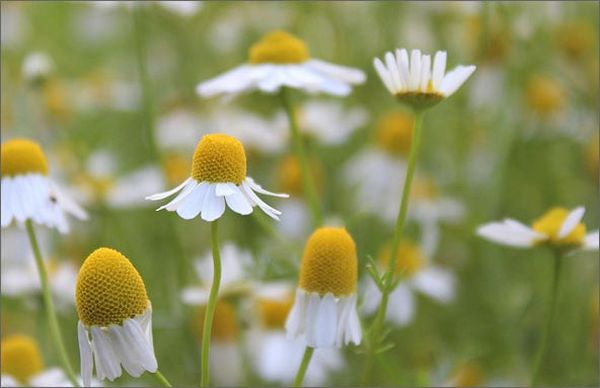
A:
279 87 323 227
153 370 173 387
362 110 426 383
200 221 222 387
25 220 80 387
530 250 563 386
293 346 314 387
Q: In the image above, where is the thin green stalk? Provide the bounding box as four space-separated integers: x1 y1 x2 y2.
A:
293 346 314 387
530 250 563 386
200 221 223 387
153 370 173 387
25 220 80 387
362 110 426 383
279 87 323 227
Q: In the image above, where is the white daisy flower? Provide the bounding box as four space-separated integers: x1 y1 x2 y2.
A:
197 30 366 98
246 282 343 385
286 227 361 348
477 206 599 251
373 48 476 109
1 139 87 234
181 242 254 306
0 335 97 387
75 248 158 386
362 240 456 326
146 134 288 221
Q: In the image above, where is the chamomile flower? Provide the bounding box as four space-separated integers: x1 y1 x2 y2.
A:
247 283 343 385
477 206 599 251
373 48 476 109
1 139 87 233
286 227 361 348
525 74 564 118
196 30 366 98
181 243 254 306
76 248 157 386
146 134 288 221
362 240 455 326
0 335 85 387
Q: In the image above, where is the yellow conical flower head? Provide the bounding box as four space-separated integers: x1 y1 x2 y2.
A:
1 335 44 384
375 111 414 156
258 295 294 330
76 247 149 327
191 134 247 184
379 240 424 278
1 139 49 177
525 75 563 116
197 300 239 342
532 207 586 246
277 155 323 197
249 30 310 64
299 227 358 297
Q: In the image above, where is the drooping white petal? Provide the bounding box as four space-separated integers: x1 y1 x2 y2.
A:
106 325 145 377
78 322 93 387
9 177 25 223
91 327 122 381
246 177 289 198
224 186 253 216
305 293 321 347
157 180 198 211
431 51 447 91
373 58 396 94
200 184 226 222
583 231 599 250
346 295 362 345
175 182 208 220
412 266 455 303
558 206 585 239
122 319 158 373
1 177 13 227
313 293 337 348
215 182 237 197
146 177 191 200
196 64 260 98
477 220 541 248
240 181 282 220
439 65 476 97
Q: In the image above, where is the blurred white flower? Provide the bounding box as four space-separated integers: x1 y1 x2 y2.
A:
157 1 203 16
197 30 365 98
362 240 456 326
21 52 54 85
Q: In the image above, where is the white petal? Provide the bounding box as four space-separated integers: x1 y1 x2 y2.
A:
106 325 145 377
386 284 415 326
224 186 253 216
246 177 289 198
10 177 25 223
419 54 431 92
241 181 282 220
440 65 476 97
158 180 198 211
1 177 13 227
285 291 306 338
395 49 410 88
146 177 191 200
385 51 403 91
200 185 226 222
181 287 209 305
305 59 366 84
314 294 337 348
305 293 321 347
196 64 263 98
175 182 208 220
347 296 361 345
215 182 237 196
583 231 599 250
373 57 396 94
412 267 455 303
122 319 158 373
431 51 447 91
78 322 93 387
91 327 122 381
477 220 541 247
558 206 585 239
409 49 422 90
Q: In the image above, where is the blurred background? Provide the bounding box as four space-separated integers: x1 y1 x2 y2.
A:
1 1 598 386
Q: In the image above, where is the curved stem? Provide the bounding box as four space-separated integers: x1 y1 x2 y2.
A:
153 370 173 387
361 110 426 383
293 346 314 387
279 87 323 227
530 250 563 386
25 220 80 387
200 221 222 387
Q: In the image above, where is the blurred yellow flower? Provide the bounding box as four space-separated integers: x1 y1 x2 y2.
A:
1 335 44 384
525 75 564 117
375 111 414 156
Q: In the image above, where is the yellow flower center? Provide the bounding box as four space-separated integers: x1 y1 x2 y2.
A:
379 240 424 278
164 153 191 186
76 247 149 327
257 296 294 330
191 134 247 184
525 75 563 116
299 227 357 297
197 300 238 342
452 363 484 387
532 207 587 246
1 335 44 384
249 30 310 64
277 155 323 197
375 111 414 156
1 139 49 177
557 22 596 59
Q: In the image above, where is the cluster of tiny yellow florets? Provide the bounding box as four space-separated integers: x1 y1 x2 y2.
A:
249 30 310 64
257 295 294 330
0 335 44 384
532 207 586 246
299 227 358 297
1 139 49 177
191 134 247 184
76 247 149 327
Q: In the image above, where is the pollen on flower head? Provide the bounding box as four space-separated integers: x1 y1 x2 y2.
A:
76 247 149 327
257 295 294 330
379 240 424 278
277 155 323 197
375 111 414 156
525 75 563 116
1 335 44 384
299 227 357 297
249 30 310 64
1 139 49 177
197 300 238 342
532 207 586 246
191 134 247 184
